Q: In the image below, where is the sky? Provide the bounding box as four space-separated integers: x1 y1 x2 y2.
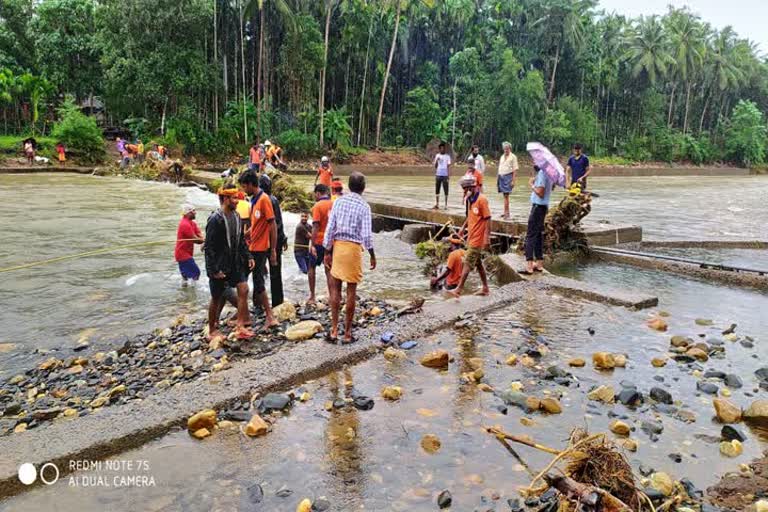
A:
598 0 767 53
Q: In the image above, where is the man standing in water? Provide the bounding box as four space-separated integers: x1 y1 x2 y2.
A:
449 175 491 297
308 184 333 304
205 187 254 341
323 172 376 343
433 142 451 210
239 172 279 330
566 143 591 190
175 204 205 285
523 165 552 274
497 142 518 219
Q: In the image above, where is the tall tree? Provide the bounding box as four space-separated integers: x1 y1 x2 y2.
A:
375 0 402 148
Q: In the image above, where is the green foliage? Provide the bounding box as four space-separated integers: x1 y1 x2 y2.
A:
51 96 104 162
725 100 767 166
322 108 352 149
556 96 597 149
275 129 320 159
541 109 572 152
403 86 442 146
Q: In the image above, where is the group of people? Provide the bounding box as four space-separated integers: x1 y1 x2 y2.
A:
21 138 66 165
247 139 286 172
430 142 592 290
174 163 375 345
116 137 167 167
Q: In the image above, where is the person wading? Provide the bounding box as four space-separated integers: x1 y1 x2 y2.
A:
308 184 333 305
323 172 376 343
566 143 591 190
433 142 452 210
522 165 553 274
294 212 313 275
259 174 287 307
497 142 518 219
205 187 255 341
175 204 205 285
316 156 333 187
449 175 491 297
239 171 279 330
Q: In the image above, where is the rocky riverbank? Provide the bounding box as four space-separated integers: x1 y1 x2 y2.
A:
0 297 399 437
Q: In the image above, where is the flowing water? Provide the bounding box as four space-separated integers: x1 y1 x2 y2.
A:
0 174 422 376
3 272 766 511
1 172 768 511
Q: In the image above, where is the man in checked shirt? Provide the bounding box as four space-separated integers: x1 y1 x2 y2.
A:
322 172 377 344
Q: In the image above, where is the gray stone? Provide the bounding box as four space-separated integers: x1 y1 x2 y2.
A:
697 382 719 395
649 387 673 404
755 368 768 381
258 393 291 412
437 490 452 509
312 498 331 512
617 389 643 407
720 425 747 443
703 370 726 380
725 374 743 388
641 420 664 436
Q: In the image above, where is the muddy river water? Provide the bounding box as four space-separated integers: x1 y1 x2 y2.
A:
0 172 767 511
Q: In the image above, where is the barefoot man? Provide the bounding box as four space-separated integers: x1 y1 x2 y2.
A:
308 184 333 304
205 187 255 341
450 175 491 297
239 171 279 330
323 172 376 343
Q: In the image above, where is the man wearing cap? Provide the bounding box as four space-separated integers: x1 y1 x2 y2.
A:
462 156 484 202
316 156 333 187
259 173 288 307
239 171 279 330
265 140 285 169
175 204 205 285
449 175 491 297
205 187 255 341
331 178 344 203
430 236 465 291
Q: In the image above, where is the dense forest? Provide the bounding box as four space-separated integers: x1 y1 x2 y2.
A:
1 0 768 165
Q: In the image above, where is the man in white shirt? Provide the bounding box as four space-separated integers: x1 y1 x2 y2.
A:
471 145 486 174
433 142 452 210
496 141 519 219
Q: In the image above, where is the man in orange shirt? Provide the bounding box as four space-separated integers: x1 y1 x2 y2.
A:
239 171 279 330
450 175 491 297
430 236 465 292
315 156 333 187
308 183 332 304
248 141 263 171
330 178 344 203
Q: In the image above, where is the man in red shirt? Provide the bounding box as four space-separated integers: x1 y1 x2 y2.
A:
174 204 204 285
239 171 279 330
308 184 332 304
449 175 491 297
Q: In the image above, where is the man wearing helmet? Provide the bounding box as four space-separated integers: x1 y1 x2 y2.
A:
316 156 333 187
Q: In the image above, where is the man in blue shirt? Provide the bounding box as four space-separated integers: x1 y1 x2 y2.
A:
566 143 591 190
522 165 552 274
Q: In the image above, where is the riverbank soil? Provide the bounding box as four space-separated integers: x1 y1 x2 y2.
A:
707 452 768 510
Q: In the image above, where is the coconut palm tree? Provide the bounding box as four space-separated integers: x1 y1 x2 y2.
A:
623 16 674 87
665 7 705 132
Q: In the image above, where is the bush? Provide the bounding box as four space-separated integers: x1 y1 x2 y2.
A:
51 97 105 163
540 109 572 153
725 100 767 166
618 135 652 162
275 129 320 159
322 108 352 149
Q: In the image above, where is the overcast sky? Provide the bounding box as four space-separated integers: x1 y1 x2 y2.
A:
598 0 767 53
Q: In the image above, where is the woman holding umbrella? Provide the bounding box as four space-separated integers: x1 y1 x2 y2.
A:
522 143 564 274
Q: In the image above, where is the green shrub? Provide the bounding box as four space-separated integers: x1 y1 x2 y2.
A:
275 129 320 159
322 108 352 149
51 97 105 163
725 100 767 167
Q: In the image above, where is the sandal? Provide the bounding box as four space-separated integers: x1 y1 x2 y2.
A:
341 335 357 345
518 269 534 275
236 328 255 340
324 333 339 344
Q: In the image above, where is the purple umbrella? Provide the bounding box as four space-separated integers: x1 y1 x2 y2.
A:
526 142 566 188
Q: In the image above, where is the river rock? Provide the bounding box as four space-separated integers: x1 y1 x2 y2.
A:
259 393 291 412
285 320 323 341
685 347 709 362
39 357 61 371
592 352 616 370
649 387 673 404
14 423 27 433
756 368 768 382
245 414 269 437
670 336 691 348
381 386 402 401
725 374 743 388
539 398 562 414
272 302 297 322
713 399 742 424
642 420 664 436
719 439 743 457
505 355 518 366
617 388 643 407
613 354 627 368
651 357 667 368
650 472 674 496
311 498 331 512
647 317 668 332
437 489 452 509
743 400 768 426
568 358 586 367
383 347 407 361
704 370 727 380
3 403 22 416
623 439 638 452
697 382 719 395
420 350 449 369
588 385 615 404
721 425 747 442
191 427 211 439
188 409 217 431
526 396 541 411
296 498 312 512
695 318 713 326
420 434 441 453
90 396 109 408
609 420 631 436
352 396 374 411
